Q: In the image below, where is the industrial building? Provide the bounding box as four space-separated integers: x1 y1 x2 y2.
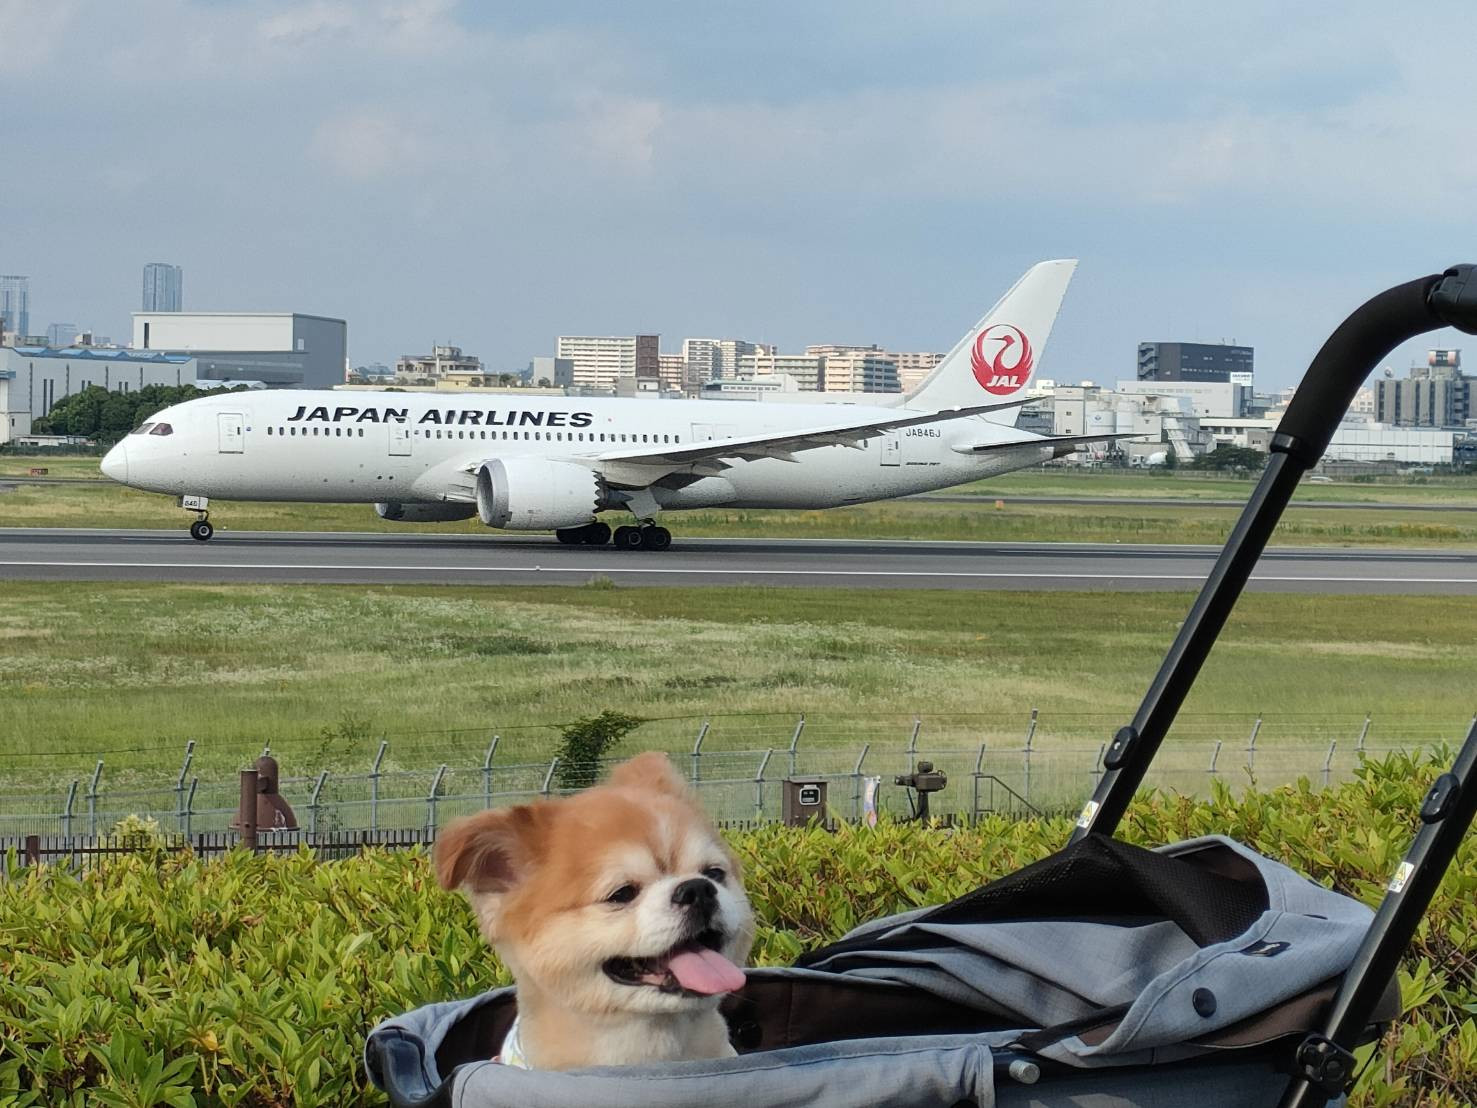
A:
131 311 347 389
0 345 195 444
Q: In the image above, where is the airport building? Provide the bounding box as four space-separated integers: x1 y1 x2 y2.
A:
556 334 660 391
1137 341 1253 383
1114 379 1250 419
132 311 347 389
0 345 196 444
1374 351 1469 428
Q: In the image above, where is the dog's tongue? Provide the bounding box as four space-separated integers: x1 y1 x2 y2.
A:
666 946 746 995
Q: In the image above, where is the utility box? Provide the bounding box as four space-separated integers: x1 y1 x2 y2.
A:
782 776 828 826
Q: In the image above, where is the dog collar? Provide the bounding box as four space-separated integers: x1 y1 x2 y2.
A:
496 1015 530 1069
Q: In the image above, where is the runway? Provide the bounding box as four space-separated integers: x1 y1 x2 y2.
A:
2 527 1476 592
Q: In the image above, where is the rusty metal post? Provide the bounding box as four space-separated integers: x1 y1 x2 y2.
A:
23 835 41 867
238 769 259 850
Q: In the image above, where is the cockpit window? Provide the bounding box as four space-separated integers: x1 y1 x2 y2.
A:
149 423 174 436
131 423 155 435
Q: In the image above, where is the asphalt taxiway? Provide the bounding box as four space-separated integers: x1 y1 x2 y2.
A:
1 528 1475 593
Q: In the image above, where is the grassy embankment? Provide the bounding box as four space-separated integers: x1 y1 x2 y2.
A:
2 582 1473 794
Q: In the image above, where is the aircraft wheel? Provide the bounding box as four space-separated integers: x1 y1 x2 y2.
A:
189 520 214 542
613 525 643 550
583 522 612 545
555 528 584 545
640 525 672 551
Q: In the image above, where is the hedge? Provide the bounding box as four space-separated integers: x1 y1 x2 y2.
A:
1 751 1473 1106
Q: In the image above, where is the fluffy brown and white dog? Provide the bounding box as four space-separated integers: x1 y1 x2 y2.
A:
435 752 755 1070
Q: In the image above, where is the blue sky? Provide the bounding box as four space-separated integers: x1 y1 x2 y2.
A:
3 0 1474 387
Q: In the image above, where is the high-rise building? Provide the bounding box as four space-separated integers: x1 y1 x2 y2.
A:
735 352 825 392
142 263 183 312
555 334 660 391
395 345 484 384
0 276 31 337
1375 350 1468 427
820 351 900 393
681 338 771 384
892 352 944 392
1137 341 1253 383
657 353 686 391
46 323 79 348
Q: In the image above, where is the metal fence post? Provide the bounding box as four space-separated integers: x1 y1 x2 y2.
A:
482 736 499 809
175 740 195 833
850 743 871 821
370 740 389 831
1322 741 1338 788
1022 709 1038 808
237 769 259 851
691 720 709 784
426 765 448 834
1246 714 1262 776
754 749 773 819
971 741 988 820
62 780 78 837
308 771 329 835
183 778 198 838
788 716 805 778
1355 714 1371 755
86 760 104 836
1092 743 1106 789
541 759 559 797
1208 740 1222 786
906 718 921 774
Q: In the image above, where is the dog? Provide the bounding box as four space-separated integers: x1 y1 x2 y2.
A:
435 751 756 1070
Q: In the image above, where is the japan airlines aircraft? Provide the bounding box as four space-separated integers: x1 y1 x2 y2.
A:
101 259 1131 550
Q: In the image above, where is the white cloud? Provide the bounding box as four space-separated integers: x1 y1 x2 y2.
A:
312 111 426 180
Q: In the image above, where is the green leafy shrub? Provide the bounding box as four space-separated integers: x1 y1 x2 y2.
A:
0 752 1472 1105
552 710 645 791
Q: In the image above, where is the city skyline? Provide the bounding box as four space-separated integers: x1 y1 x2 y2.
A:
3 2 1474 388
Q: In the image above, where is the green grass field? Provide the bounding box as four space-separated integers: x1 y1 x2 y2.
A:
5 473 1477 546
2 582 1472 796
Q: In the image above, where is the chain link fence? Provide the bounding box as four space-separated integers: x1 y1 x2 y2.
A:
0 711 1459 839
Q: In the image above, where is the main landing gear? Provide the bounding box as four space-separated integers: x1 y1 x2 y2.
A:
555 522 613 546
180 494 214 542
553 521 672 551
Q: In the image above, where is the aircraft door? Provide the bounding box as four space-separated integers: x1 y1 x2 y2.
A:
878 431 900 466
389 424 411 456
217 412 245 453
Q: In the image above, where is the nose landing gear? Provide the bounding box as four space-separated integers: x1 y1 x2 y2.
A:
179 494 214 541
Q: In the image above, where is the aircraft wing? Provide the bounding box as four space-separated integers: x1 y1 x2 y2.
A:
587 397 1032 472
954 432 1144 454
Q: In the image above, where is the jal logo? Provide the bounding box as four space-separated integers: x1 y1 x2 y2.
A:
971 324 1034 395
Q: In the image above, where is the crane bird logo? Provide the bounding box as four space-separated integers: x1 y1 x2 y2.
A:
970 324 1034 395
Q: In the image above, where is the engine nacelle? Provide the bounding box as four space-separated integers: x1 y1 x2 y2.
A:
375 501 477 523
475 457 602 530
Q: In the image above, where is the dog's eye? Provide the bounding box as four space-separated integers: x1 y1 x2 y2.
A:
605 884 640 905
701 866 726 883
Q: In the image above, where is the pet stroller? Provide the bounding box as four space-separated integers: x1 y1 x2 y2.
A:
366 266 1477 1108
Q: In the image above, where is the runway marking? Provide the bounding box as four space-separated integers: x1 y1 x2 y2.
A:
2 560 1475 585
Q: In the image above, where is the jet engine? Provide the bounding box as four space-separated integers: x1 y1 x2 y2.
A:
475 458 603 530
375 501 477 523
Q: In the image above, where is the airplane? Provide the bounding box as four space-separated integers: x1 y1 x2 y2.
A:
100 259 1136 551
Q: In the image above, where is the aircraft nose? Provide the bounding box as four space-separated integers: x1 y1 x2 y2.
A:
100 441 128 484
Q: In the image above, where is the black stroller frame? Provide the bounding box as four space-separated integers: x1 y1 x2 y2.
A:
369 267 1477 1108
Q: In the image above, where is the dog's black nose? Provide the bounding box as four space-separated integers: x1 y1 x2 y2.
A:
672 878 717 911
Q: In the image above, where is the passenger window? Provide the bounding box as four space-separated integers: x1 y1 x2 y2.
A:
267 427 273 435
535 432 541 441
358 428 364 437
662 434 669 443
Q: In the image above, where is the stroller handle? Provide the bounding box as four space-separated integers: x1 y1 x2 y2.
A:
1072 264 1477 845
1275 265 1477 467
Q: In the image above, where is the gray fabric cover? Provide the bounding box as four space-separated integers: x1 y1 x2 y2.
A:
366 836 1370 1107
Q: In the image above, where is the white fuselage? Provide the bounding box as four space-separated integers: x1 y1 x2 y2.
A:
105 390 1055 515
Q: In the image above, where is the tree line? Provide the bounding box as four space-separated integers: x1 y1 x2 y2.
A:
31 384 251 444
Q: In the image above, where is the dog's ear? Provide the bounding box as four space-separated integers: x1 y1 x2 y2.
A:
435 805 549 895
609 751 687 797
